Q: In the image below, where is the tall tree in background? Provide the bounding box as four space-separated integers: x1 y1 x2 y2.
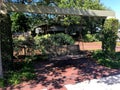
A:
57 0 106 34
5 0 106 35
32 0 106 36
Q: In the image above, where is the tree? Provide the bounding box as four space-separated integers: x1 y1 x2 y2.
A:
57 0 106 36
30 0 106 37
6 0 106 35
11 12 30 33
58 0 105 10
29 0 60 29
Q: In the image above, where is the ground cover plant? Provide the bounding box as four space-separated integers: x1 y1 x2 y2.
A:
92 50 120 69
0 56 36 87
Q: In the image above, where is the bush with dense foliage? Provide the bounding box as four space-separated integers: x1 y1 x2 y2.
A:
92 18 119 69
7 64 35 85
92 50 120 69
11 12 30 33
34 33 75 56
1 56 36 86
13 35 35 57
101 18 119 57
83 33 99 42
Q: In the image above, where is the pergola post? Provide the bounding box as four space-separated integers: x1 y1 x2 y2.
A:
0 4 13 78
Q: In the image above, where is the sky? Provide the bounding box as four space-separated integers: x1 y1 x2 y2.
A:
100 0 120 21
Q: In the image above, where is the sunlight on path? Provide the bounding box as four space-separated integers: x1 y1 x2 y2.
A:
65 74 120 90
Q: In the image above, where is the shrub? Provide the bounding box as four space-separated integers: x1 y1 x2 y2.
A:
83 34 99 42
101 18 119 57
92 50 120 69
3 56 36 86
6 62 35 85
8 71 21 85
52 33 75 45
13 36 35 56
34 33 75 56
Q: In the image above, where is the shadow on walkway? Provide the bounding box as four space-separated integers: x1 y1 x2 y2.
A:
5 52 120 90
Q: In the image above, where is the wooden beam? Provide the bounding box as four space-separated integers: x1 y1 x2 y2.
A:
2 3 115 17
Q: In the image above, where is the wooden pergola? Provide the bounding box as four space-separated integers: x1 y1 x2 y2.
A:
0 2 116 78
1 3 115 17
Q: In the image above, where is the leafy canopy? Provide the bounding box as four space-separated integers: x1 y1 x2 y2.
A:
11 12 30 33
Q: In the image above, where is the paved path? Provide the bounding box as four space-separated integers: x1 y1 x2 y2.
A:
65 74 120 90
